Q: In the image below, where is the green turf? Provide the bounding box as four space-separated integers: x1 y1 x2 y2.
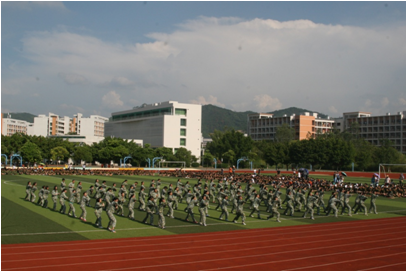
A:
2 174 406 245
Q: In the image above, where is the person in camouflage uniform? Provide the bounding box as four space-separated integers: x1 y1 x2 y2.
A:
232 195 246 225
80 192 90 221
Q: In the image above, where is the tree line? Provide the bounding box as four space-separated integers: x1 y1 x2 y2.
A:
203 127 406 172
1 133 197 167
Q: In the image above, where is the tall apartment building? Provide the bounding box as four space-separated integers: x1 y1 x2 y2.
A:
336 111 406 154
1 114 33 136
248 112 334 141
105 101 202 158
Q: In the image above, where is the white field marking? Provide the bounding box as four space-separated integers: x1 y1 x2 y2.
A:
6 236 406 271
3 222 406 260
360 261 406 271
282 251 406 271
4 228 406 263
200 244 406 272
3 181 25 187
2 208 406 239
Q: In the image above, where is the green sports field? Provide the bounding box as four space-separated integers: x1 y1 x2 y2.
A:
2 174 406 245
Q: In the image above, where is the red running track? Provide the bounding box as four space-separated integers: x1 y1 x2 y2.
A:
2 216 406 271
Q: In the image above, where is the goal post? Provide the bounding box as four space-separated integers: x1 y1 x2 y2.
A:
379 164 406 179
158 161 186 169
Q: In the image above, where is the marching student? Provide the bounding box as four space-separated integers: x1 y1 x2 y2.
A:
59 188 69 214
80 192 90 221
232 195 246 225
25 181 32 201
166 191 175 218
94 197 105 228
185 195 199 223
52 185 59 211
31 182 38 203
369 191 379 214
67 189 78 218
341 190 352 216
158 197 167 229
219 195 229 221
199 195 209 226
267 196 281 222
143 196 157 226
107 197 119 233
128 193 136 220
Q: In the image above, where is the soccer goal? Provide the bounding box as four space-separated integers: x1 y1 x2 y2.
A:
158 161 186 169
378 164 406 179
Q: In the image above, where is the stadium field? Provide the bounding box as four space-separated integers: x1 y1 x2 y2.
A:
2 174 406 270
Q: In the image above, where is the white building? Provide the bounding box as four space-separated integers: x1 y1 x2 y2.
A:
105 101 202 158
1 114 33 136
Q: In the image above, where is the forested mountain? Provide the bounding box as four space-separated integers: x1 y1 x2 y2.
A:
202 105 328 137
2 112 36 123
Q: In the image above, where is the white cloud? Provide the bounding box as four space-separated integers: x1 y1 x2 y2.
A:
102 91 124 109
2 17 406 117
58 72 88 85
328 106 338 114
253 95 282 111
381 97 389 108
110 76 134 87
190 95 225 108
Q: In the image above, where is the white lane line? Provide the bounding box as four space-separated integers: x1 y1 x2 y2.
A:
283 251 406 271
6 237 406 270
201 244 406 271
3 221 405 257
360 261 406 271
4 229 406 263
5 216 406 252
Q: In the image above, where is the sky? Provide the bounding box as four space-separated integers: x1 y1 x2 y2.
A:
2 1 406 118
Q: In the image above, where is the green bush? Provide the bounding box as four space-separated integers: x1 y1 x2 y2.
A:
191 163 200 168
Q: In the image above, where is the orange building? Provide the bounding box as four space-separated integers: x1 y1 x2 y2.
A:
248 112 334 141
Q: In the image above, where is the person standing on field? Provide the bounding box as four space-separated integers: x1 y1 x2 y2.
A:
369 191 379 214
143 196 157 226
219 195 230 221
127 193 136 220
138 187 147 211
94 197 104 228
67 189 78 218
25 181 32 201
80 192 90 221
267 196 281 222
59 189 69 214
52 186 59 211
199 195 209 226
107 197 119 233
232 196 246 225
341 190 352 216
158 197 167 229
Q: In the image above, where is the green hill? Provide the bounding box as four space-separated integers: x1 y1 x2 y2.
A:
202 105 328 137
2 112 36 123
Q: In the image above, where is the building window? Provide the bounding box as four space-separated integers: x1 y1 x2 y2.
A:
180 128 186 136
175 108 187 116
180 118 187 126
180 138 186 146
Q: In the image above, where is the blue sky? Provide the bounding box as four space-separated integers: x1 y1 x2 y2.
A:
2 1 406 118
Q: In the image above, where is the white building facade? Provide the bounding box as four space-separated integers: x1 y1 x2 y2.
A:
1 114 33 136
105 101 202 158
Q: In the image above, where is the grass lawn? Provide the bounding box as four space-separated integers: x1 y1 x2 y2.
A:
2 174 406 245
